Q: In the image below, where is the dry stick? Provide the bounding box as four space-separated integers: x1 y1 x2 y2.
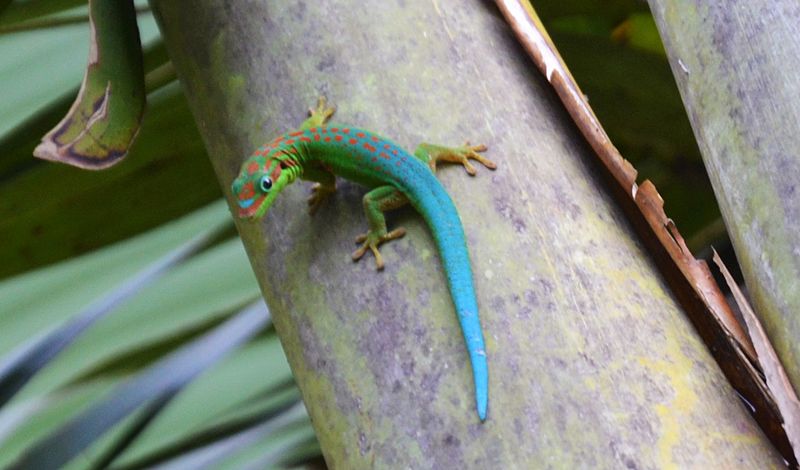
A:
494 0 795 463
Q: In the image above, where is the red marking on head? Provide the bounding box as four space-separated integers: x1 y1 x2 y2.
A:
363 142 377 152
239 182 255 199
285 139 295 145
247 162 260 174
349 138 357 145
289 131 303 137
379 152 390 159
356 132 365 138
300 137 311 142
325 136 332 142
335 135 343 142
343 128 350 133
314 134 321 141
270 163 282 182
371 136 379 142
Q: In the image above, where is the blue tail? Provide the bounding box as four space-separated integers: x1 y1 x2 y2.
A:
400 169 489 421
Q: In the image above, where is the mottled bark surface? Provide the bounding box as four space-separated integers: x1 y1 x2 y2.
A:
151 1 781 467
648 2 800 395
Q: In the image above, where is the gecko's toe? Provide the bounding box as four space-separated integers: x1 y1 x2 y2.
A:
351 228 405 270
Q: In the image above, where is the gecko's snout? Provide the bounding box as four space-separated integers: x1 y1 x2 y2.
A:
237 197 255 209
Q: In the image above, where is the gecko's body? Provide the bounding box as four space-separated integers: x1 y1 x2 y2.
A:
232 99 495 420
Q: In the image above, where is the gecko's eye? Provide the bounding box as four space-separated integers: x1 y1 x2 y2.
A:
259 175 273 192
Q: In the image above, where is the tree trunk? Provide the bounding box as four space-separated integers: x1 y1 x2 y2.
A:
648 1 800 397
150 0 781 467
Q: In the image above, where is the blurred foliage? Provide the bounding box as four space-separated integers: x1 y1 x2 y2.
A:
0 4 220 279
536 0 721 239
0 0 727 468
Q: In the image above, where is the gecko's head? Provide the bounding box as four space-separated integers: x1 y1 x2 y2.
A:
231 154 292 220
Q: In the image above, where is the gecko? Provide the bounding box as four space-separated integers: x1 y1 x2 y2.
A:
231 98 496 420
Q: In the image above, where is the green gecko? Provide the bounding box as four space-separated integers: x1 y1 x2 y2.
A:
231 98 496 420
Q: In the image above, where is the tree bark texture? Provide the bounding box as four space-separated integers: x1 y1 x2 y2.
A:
151 1 781 467
647 1 800 397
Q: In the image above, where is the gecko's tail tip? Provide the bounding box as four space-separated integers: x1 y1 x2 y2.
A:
472 352 489 422
478 401 487 421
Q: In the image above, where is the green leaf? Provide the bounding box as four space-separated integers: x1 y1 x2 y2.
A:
33 0 145 169
7 301 271 470
0 1 85 27
0 216 230 407
0 82 220 278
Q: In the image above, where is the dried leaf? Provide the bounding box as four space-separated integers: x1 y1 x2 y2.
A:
714 250 800 464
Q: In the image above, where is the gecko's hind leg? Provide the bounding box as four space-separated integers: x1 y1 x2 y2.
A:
414 142 497 175
352 185 409 270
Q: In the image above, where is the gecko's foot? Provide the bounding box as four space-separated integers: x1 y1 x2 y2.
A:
423 142 497 175
452 143 497 175
307 96 335 126
307 183 336 214
351 228 406 270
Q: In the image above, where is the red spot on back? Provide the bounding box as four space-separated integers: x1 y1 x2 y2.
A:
392 149 398 155
335 135 343 142
372 157 378 162
349 138 357 145
314 134 321 141
331 127 339 132
343 128 350 133
285 139 295 145
371 136 379 142
300 137 311 142
379 152 390 159
325 136 332 142
363 142 377 152
384 144 391 149
289 131 303 137
310 127 318 132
